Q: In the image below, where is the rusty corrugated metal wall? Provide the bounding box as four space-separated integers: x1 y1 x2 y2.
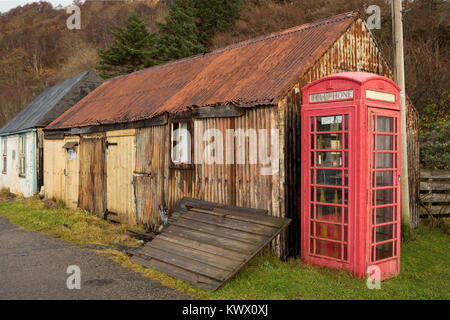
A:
169 168 194 213
132 107 285 254
193 117 234 205
191 108 280 213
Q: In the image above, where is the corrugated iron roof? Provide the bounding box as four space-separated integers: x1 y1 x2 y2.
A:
0 70 103 135
46 12 358 130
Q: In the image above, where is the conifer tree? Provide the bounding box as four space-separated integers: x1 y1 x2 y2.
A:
194 0 243 48
96 13 157 79
155 0 205 63
155 0 243 63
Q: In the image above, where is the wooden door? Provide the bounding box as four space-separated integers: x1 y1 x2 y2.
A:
79 133 106 216
64 137 80 209
134 126 167 230
106 130 136 224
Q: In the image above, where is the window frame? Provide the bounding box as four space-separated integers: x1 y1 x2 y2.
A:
170 118 194 169
1 137 6 174
18 134 26 177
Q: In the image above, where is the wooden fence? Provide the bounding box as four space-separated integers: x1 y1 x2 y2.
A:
420 169 450 217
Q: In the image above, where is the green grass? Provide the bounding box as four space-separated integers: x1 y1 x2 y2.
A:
0 197 448 300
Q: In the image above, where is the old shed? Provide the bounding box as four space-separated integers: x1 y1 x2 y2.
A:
44 12 420 257
0 70 103 197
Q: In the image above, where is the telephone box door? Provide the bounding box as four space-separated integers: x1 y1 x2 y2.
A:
302 108 354 270
367 108 401 279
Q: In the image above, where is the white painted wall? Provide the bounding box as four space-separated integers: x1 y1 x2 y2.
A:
0 131 36 197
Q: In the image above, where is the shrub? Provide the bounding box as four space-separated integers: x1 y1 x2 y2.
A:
419 91 450 170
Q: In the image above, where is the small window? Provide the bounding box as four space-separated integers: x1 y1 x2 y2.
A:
171 121 191 165
2 138 6 174
18 135 26 177
68 148 77 160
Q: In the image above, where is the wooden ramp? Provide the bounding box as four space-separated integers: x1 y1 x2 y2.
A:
129 198 291 291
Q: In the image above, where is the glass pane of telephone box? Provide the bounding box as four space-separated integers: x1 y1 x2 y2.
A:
375 206 394 224
316 187 342 204
316 152 342 167
377 135 393 150
376 171 393 186
317 169 342 186
315 222 342 241
316 116 342 131
376 189 394 205
316 205 341 222
316 134 342 149
376 242 394 260
376 153 394 168
377 116 394 132
376 224 394 242
316 239 341 259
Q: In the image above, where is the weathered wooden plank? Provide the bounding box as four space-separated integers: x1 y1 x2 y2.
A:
165 224 258 254
70 115 168 135
191 206 288 228
420 193 450 203
176 216 268 244
183 198 267 215
157 234 247 262
420 181 450 191
43 130 66 139
147 238 237 271
421 169 450 179
192 105 245 119
170 110 192 121
141 246 229 281
130 256 220 291
183 210 278 236
421 205 450 215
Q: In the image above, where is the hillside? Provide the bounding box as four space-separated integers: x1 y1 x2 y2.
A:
0 0 448 128
0 0 167 127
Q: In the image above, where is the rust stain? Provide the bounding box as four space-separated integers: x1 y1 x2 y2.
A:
46 12 358 130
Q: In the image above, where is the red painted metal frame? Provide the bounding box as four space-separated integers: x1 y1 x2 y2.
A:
367 108 401 280
301 72 401 279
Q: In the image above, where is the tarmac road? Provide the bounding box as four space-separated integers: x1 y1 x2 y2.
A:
0 217 192 300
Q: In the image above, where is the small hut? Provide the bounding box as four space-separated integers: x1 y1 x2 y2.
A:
0 70 103 197
44 13 419 257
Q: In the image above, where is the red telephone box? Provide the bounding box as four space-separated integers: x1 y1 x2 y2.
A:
301 72 401 280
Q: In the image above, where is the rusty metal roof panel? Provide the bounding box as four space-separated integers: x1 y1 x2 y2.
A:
46 12 358 130
129 198 291 291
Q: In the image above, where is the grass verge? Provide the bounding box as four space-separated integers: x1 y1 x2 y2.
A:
0 197 448 299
